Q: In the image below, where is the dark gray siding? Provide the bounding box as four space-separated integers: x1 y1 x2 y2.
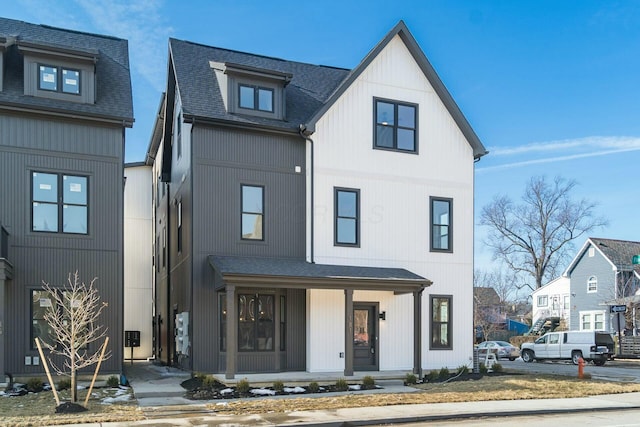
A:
0 111 124 375
190 125 306 373
569 244 616 332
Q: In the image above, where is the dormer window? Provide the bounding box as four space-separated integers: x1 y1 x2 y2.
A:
38 65 81 95
239 85 274 112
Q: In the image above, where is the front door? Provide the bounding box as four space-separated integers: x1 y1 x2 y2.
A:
353 304 378 370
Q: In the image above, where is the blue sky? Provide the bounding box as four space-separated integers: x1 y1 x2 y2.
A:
4 0 640 275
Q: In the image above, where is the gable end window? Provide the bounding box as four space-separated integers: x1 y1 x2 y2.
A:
334 188 359 246
587 276 597 293
431 295 452 349
537 295 548 307
241 185 264 240
32 172 88 234
239 84 273 112
39 64 80 95
430 197 452 252
374 98 417 153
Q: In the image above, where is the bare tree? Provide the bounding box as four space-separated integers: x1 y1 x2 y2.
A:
41 271 110 403
473 269 519 342
480 176 607 290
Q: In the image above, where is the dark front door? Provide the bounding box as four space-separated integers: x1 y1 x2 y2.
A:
353 304 378 370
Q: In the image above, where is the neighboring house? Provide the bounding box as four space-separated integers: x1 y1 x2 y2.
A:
124 162 153 360
148 20 486 379
474 287 505 341
564 238 640 333
0 18 133 378
531 276 570 332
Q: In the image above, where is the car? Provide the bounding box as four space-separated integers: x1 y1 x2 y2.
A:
476 340 520 361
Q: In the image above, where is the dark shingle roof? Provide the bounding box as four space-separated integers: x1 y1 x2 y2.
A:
590 238 640 274
170 38 349 132
0 17 133 124
209 255 428 283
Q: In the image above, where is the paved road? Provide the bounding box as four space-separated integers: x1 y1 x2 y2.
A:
501 358 640 382
395 407 640 426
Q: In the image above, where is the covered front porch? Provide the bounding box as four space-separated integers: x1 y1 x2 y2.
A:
209 256 431 379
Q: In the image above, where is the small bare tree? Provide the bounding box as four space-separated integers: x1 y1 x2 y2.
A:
41 271 110 402
480 176 607 290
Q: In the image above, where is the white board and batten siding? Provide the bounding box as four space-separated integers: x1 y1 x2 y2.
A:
308 35 476 370
124 165 154 359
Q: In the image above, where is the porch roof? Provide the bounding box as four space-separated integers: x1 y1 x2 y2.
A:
208 255 431 294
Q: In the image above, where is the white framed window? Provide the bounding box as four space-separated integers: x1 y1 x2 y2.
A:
587 275 598 293
537 295 548 307
580 310 605 331
563 295 570 309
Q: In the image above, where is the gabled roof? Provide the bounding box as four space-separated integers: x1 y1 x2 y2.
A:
209 255 431 294
473 287 501 305
167 20 486 158
565 237 640 276
305 20 487 159
0 17 134 125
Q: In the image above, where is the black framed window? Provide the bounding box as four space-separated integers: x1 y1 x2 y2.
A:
430 197 452 252
38 64 80 95
32 172 88 234
431 295 452 349
335 188 359 246
31 289 56 349
238 294 274 351
374 98 417 152
241 185 264 240
177 200 183 253
239 84 274 112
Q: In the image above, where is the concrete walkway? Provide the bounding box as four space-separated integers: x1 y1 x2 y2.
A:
62 362 640 426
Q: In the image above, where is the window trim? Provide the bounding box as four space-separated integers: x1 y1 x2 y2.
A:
31 171 89 235
31 288 56 350
587 275 598 293
430 196 453 253
241 184 265 241
537 295 548 307
430 294 452 350
334 187 360 247
373 97 418 153
238 293 275 352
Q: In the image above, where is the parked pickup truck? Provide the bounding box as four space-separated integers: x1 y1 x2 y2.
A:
520 331 615 365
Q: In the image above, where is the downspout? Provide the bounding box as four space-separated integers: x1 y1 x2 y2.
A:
299 125 314 263
166 183 172 365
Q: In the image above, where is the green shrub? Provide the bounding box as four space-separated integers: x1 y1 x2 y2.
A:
424 370 439 382
57 378 71 391
479 363 488 374
106 375 120 387
26 377 44 392
335 378 349 392
438 367 450 380
273 380 284 392
202 375 218 388
362 375 375 389
457 365 469 375
235 378 250 394
492 363 503 373
404 373 417 385
193 372 207 380
308 381 320 393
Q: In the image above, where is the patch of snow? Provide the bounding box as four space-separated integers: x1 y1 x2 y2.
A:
348 384 361 390
101 394 130 405
250 388 276 396
283 386 306 393
216 402 228 407
220 388 234 395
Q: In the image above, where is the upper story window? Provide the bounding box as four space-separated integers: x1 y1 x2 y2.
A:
374 98 417 153
32 171 88 234
39 64 81 95
430 197 452 252
537 295 548 307
242 185 264 240
587 275 598 293
335 188 359 246
239 85 274 112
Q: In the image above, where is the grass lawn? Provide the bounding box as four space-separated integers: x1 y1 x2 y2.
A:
2 373 640 426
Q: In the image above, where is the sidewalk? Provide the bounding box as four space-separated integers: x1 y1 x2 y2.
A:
62 362 640 426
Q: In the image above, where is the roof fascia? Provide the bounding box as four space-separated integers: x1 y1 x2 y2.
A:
564 238 617 276
182 113 301 137
217 61 293 83
18 40 98 63
303 20 488 159
0 103 133 127
144 91 166 166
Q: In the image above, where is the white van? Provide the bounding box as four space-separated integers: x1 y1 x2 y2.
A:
520 331 615 365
